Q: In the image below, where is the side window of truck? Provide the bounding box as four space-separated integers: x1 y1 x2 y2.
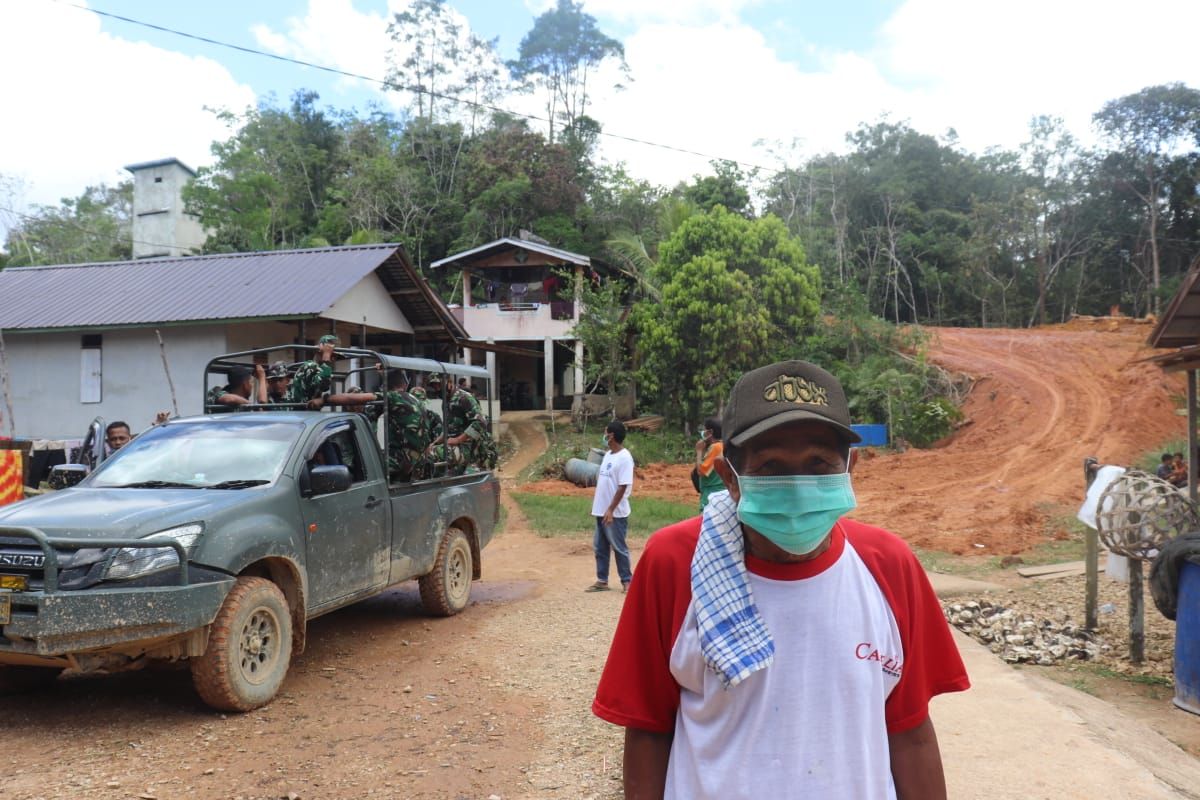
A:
308 424 368 484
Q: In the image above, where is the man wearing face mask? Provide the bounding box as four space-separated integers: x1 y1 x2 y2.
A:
592 360 969 799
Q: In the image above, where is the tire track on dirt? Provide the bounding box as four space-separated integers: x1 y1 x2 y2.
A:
853 321 1186 554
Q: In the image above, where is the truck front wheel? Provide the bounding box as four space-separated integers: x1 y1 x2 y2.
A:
191 576 292 711
418 527 473 616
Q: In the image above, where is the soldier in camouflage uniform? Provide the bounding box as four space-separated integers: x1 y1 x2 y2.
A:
325 369 428 482
265 361 291 403
206 364 266 412
286 334 338 408
426 375 497 474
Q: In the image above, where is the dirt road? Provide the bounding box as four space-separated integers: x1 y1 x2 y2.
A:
856 320 1186 552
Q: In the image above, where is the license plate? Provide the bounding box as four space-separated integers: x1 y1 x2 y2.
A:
0 592 10 626
0 575 27 591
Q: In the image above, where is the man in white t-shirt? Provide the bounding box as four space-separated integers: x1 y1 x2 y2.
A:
587 419 635 593
593 360 969 798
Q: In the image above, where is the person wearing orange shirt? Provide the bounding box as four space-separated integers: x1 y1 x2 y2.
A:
695 417 724 511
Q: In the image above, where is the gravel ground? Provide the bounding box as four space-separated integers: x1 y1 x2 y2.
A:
946 567 1175 679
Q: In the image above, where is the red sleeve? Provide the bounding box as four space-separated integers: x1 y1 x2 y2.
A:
845 520 971 734
592 517 700 733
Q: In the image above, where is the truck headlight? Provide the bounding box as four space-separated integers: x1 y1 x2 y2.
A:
104 524 204 581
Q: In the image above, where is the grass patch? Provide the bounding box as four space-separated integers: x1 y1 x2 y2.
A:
519 422 697 482
511 492 697 539
1083 665 1172 687
913 548 995 578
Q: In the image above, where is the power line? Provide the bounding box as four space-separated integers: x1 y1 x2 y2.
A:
46 0 778 175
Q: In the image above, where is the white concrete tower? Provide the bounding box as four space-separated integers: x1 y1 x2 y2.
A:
124 158 207 258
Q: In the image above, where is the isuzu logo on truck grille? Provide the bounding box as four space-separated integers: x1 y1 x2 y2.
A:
0 551 45 569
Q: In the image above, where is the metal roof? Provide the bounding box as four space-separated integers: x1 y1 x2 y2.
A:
0 244 467 343
429 237 591 269
1148 255 1200 349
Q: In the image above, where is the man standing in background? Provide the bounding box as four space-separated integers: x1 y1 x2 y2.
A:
587 420 635 593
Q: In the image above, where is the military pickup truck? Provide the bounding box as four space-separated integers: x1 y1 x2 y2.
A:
0 348 500 711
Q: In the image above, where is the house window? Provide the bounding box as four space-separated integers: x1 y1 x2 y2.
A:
154 176 163 183
80 334 102 403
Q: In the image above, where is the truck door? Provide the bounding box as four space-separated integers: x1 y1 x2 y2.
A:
299 420 389 607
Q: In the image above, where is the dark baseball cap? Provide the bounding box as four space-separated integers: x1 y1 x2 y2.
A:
722 360 860 447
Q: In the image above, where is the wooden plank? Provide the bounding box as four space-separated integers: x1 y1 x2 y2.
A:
1017 560 1086 578
1031 566 1088 581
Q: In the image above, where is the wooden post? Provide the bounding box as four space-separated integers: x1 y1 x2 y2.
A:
1129 558 1145 664
0 328 14 438
1083 457 1099 631
1085 527 1099 631
1189 369 1197 505
544 336 554 413
154 329 179 417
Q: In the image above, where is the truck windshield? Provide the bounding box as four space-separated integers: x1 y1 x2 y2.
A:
88 420 303 489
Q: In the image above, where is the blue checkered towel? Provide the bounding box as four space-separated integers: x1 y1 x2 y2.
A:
690 490 774 688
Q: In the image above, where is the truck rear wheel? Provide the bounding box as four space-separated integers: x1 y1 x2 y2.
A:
191 576 292 712
419 527 473 616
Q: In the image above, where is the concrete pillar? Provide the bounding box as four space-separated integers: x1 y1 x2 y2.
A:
463 347 473 367
462 269 472 307
544 336 555 412
486 339 498 437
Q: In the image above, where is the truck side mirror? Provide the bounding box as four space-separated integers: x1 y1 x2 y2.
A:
49 464 89 490
308 465 352 496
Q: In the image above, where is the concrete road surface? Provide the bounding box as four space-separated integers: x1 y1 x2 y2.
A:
928 575 1200 799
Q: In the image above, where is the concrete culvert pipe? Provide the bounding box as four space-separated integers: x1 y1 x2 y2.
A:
564 458 600 487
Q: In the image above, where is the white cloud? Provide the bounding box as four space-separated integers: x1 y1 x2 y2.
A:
250 0 395 95
874 0 1200 153
0 1 255 226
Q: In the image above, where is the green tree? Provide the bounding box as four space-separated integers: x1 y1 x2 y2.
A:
509 0 628 143
682 160 752 216
1093 83 1200 312
386 0 462 123
3 182 132 266
185 91 343 252
636 207 821 424
386 2 507 131
570 274 633 413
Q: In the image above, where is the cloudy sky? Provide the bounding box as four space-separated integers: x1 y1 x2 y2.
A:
3 0 1200 229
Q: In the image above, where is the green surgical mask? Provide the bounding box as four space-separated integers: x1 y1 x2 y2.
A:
734 465 857 555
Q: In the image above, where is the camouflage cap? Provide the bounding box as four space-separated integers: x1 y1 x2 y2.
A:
266 361 290 379
722 360 860 447
318 334 340 346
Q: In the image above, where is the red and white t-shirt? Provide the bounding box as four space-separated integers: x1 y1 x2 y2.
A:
593 516 970 799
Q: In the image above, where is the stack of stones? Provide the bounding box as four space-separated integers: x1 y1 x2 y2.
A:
943 600 1106 665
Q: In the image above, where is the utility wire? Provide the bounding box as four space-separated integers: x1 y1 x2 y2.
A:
45 0 777 175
